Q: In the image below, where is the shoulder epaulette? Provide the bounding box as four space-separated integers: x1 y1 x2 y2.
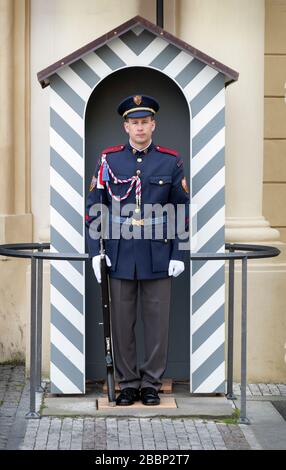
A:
155 145 179 157
101 144 125 155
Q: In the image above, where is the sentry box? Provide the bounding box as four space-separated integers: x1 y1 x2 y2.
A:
37 16 238 395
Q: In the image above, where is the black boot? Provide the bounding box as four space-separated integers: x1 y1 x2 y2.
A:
141 387 160 406
116 387 140 406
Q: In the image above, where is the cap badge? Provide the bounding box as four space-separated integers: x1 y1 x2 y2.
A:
133 95 142 106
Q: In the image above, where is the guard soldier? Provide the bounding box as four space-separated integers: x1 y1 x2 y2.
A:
86 94 189 406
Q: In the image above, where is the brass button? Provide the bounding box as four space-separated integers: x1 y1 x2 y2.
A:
164 239 168 243
132 148 136 154
159 180 163 185
144 149 148 154
137 157 142 163
136 169 141 175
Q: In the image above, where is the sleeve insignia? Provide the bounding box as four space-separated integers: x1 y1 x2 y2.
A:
181 176 189 193
89 175 97 192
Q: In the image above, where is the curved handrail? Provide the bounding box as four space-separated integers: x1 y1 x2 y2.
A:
0 242 281 260
0 240 281 423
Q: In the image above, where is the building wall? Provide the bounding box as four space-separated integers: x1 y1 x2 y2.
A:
263 0 286 242
0 0 32 363
1 0 285 383
176 0 286 383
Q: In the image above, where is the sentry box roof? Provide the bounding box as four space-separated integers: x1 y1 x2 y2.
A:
37 15 239 89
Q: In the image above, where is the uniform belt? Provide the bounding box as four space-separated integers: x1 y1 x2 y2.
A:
111 215 167 226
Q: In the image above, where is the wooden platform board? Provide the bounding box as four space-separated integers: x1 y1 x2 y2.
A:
103 378 172 394
97 396 177 410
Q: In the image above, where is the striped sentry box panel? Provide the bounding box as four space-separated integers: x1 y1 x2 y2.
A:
49 24 226 394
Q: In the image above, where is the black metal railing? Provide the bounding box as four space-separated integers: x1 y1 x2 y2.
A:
0 242 280 423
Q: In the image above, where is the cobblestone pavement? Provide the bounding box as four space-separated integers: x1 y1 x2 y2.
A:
233 382 286 397
0 365 30 450
18 416 260 450
0 365 273 450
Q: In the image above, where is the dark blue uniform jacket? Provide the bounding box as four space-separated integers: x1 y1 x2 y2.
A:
85 141 189 280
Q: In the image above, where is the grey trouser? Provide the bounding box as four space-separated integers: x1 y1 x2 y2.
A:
109 276 172 391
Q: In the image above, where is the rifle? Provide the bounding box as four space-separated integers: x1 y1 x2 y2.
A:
99 195 116 406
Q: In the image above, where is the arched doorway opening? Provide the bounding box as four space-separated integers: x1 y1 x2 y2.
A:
85 66 191 383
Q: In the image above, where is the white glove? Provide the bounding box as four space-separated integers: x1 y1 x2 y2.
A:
92 254 112 283
168 260 185 277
